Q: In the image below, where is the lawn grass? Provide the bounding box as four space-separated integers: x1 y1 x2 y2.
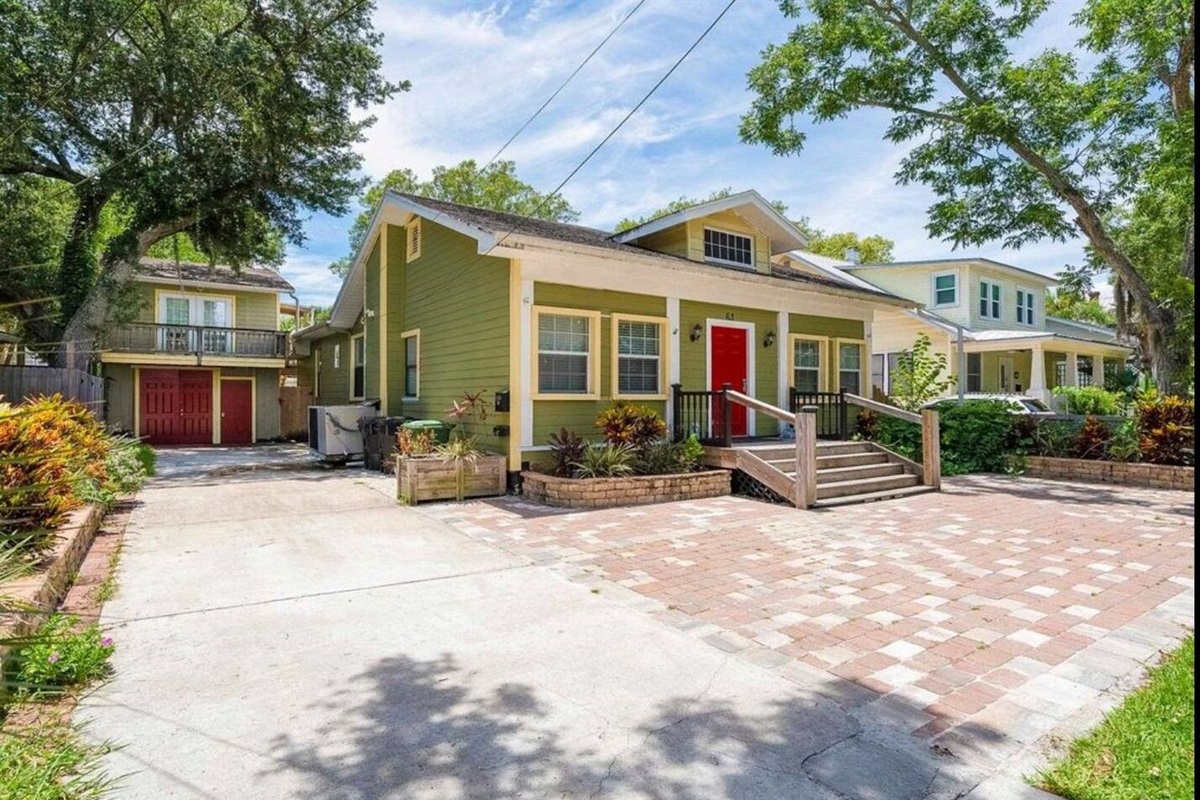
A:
1038 636 1194 800
0 720 112 800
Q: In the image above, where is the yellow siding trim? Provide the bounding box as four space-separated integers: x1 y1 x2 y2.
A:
530 305 602 401
132 366 140 437
211 367 222 444
400 328 420 399
609 313 670 401
786 334 830 391
379 224 389 413
508 259 523 467
97 352 285 369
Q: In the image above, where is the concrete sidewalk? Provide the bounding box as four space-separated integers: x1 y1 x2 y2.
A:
79 460 1055 799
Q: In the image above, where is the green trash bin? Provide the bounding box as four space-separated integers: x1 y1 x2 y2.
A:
401 419 452 445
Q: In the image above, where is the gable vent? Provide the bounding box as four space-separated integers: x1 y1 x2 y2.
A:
406 218 422 262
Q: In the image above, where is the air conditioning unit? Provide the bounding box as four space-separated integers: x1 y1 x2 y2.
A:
308 404 378 461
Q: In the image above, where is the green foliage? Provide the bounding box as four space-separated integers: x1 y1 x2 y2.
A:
679 433 704 468
1106 420 1142 462
572 443 637 479
868 415 923 463
1045 290 1117 327
1075 417 1114 460
594 402 667 451
0 719 113 800
888 334 957 411
331 160 578 275
131 443 156 478
1038 636 1193 800
634 436 703 476
1033 420 1086 458
434 437 484 502
1 0 402 338
795 221 895 263
9 615 115 697
547 428 587 478
861 400 1015 475
1135 395 1194 465
614 188 788 232
740 0 1194 391
1053 385 1123 416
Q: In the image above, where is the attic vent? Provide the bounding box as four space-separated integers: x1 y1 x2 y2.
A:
406 218 422 262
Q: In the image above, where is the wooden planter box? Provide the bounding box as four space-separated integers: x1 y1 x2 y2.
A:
396 454 508 504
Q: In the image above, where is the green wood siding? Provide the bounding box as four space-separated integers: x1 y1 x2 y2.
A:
678 301 778 402
364 240 381 400
530 283 666 445
387 219 511 454
789 314 863 340
131 282 279 329
309 330 352 404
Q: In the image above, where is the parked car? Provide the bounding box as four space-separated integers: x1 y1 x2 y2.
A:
928 393 1054 415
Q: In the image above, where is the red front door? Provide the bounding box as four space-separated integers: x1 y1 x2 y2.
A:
219 379 253 444
710 325 749 437
139 369 213 445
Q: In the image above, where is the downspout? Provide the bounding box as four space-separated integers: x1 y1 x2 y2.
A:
288 291 301 359
955 322 966 402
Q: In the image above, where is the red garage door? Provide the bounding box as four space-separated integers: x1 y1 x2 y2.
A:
140 369 213 445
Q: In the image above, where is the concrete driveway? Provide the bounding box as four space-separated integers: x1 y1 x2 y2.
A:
80 449 1187 800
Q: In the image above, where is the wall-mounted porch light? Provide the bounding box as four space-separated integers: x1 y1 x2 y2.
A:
689 323 703 342
763 330 776 348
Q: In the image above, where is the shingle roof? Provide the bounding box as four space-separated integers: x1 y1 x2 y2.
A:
137 257 293 292
395 194 903 303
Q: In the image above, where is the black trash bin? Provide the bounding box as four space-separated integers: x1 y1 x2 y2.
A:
359 416 385 471
379 416 406 473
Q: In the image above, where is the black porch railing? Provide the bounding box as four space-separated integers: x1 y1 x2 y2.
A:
788 389 848 439
105 322 287 358
671 383 734 446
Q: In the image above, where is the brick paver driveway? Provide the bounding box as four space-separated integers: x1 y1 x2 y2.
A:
425 475 1194 778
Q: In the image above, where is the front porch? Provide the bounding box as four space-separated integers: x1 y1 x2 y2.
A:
966 343 1129 405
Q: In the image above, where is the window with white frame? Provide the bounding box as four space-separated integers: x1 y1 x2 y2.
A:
871 352 903 395
838 342 863 394
931 272 958 307
615 317 664 396
401 330 419 398
351 334 365 399
967 353 982 392
536 310 594 395
157 293 232 352
979 280 1001 319
703 228 754 268
792 338 822 393
1016 289 1035 325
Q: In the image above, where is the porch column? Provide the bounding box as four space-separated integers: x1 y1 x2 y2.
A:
1028 344 1048 402
1094 355 1104 389
667 297 681 432
1065 350 1079 387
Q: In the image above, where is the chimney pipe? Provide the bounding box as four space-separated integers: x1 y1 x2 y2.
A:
844 247 860 264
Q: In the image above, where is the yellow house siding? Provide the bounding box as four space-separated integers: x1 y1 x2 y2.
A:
132 282 280 329
635 226 688 258
682 211 772 273
394 217 511 454
528 283 666 445
852 266 971 327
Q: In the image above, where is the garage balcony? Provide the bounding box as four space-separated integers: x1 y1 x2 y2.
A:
100 322 289 368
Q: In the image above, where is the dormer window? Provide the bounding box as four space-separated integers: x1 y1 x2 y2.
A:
703 227 753 268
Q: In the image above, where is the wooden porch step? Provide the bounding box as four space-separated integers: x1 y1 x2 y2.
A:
813 441 875 456
815 452 889 469
813 484 936 508
814 463 905 484
816 472 920 499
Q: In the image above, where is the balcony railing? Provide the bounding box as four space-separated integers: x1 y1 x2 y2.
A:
105 322 287 359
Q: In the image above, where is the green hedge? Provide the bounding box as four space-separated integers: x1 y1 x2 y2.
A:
860 400 1018 476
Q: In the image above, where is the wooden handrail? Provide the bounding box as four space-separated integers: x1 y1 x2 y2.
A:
725 389 794 425
844 393 921 424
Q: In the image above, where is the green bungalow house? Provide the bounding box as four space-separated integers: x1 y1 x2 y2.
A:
294 190 929 500
98 258 294 445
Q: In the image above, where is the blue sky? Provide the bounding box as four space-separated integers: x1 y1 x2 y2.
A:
282 0 1093 307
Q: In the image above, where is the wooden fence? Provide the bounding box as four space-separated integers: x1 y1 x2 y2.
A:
0 366 106 419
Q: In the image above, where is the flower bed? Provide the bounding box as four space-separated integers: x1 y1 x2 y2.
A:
521 469 730 509
396 454 507 504
1023 456 1193 491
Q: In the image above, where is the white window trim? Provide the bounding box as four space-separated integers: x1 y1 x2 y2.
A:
401 328 420 400
154 290 237 327
787 334 828 393
531 306 601 401
704 318 757 436
930 270 959 309
406 218 422 262
313 347 322 399
610 313 669 400
1016 287 1036 327
702 226 756 269
835 338 866 395
333 343 341 369
979 279 1002 320
349 332 365 400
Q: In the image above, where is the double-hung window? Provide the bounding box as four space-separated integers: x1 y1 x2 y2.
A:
838 342 863 394
792 338 822 394
535 308 598 397
703 227 754 268
1016 289 1035 326
350 334 365 400
931 272 958 307
979 280 1001 319
401 330 419 399
613 315 666 397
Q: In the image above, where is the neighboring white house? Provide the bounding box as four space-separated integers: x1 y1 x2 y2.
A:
781 251 1132 404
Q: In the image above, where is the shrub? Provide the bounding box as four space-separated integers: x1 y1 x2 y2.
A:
888 333 956 411
854 409 880 440
397 427 435 456
1033 419 1084 458
1107 420 1141 463
937 400 1014 475
547 428 587 478
10 614 115 697
1075 416 1112 460
1136 395 1194 465
595 402 666 450
871 415 922 461
635 434 703 476
1052 385 1122 416
572 443 637 479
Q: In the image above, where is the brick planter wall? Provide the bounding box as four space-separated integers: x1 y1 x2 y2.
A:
1024 456 1194 491
0 503 103 638
521 470 731 509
